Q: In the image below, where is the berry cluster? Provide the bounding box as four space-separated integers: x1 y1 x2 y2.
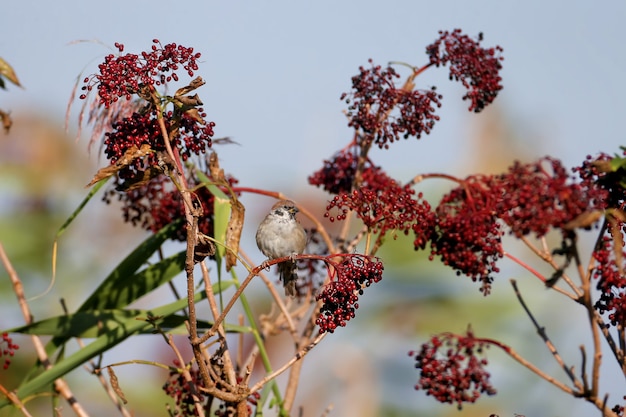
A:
163 360 206 416
426 29 503 112
1 332 19 370
106 169 237 242
431 176 503 294
341 61 442 149
318 151 434 246
174 111 216 161
410 331 496 409
592 235 626 327
574 153 624 210
308 149 361 195
316 255 384 333
81 40 201 108
102 109 213 187
163 360 261 417
493 157 597 237
103 111 162 174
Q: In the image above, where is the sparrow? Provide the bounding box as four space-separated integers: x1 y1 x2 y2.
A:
256 200 307 296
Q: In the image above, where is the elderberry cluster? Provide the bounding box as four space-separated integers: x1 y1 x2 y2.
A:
316 255 384 333
314 150 434 247
574 153 624 210
410 331 496 409
593 236 626 326
163 360 206 416
102 109 213 186
492 157 597 237
1 332 19 370
431 175 503 295
105 169 238 242
163 360 261 417
81 40 201 108
341 61 442 149
426 29 504 112
308 149 360 195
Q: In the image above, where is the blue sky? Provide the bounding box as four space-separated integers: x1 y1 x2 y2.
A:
3 1 626 188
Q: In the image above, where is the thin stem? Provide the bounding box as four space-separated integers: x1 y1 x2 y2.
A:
504 251 576 300
249 332 326 394
0 243 89 417
200 262 237 387
510 279 583 391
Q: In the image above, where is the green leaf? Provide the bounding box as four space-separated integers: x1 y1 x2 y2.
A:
78 222 185 311
56 179 108 241
45 223 182 356
79 249 185 311
609 155 626 172
196 169 230 260
0 282 241 409
5 310 230 338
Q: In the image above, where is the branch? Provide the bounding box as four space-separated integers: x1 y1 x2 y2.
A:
510 279 583 392
249 332 326 394
0 243 89 417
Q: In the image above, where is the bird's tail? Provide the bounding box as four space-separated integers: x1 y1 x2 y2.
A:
278 261 298 296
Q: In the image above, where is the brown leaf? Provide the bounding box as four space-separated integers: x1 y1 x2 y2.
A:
0 57 22 88
116 166 163 191
175 77 206 96
174 94 203 108
607 212 624 276
225 199 245 271
86 144 152 187
195 232 216 263
591 160 614 173
562 210 603 230
183 107 205 123
211 136 239 146
209 151 226 183
0 109 12 133
107 367 128 404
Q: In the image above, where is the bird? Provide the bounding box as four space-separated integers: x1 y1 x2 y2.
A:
256 199 307 296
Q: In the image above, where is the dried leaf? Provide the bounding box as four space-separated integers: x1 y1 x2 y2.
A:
194 232 216 263
107 367 128 404
175 94 203 108
86 144 152 187
209 151 226 183
174 76 205 96
0 57 22 88
116 166 163 191
562 210 602 230
607 212 624 276
212 136 239 146
183 107 205 123
225 199 245 271
0 109 12 133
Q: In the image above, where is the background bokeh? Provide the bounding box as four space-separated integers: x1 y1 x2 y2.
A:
1 1 626 416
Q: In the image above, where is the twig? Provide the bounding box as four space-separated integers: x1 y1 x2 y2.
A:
198 254 326 344
64 300 132 417
0 242 90 417
0 384 33 417
575 240 603 398
240 249 298 341
517 235 583 298
510 279 582 391
200 261 237 387
249 332 326 394
504 252 576 300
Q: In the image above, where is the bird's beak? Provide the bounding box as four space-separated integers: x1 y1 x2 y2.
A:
288 206 299 215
